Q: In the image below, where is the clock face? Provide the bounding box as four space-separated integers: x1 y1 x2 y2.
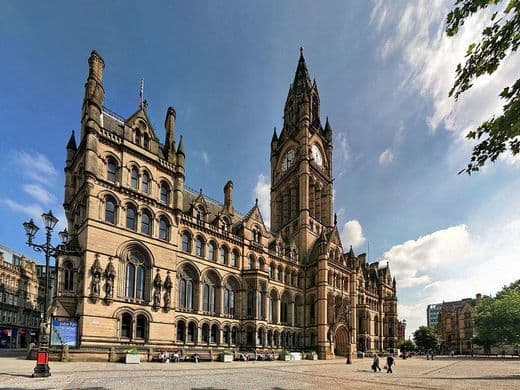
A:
312 144 323 166
281 149 295 172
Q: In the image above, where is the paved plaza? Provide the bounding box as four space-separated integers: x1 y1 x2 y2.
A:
0 356 519 389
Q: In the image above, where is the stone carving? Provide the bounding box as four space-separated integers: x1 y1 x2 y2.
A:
153 270 162 309
163 271 172 311
104 257 116 301
90 254 103 302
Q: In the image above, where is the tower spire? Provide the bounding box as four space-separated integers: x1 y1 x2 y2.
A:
292 47 312 93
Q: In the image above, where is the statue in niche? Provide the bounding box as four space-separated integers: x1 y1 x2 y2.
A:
153 270 162 308
90 254 103 301
104 257 116 300
163 271 172 311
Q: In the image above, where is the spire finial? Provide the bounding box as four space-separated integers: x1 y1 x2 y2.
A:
300 45 303 55
139 78 145 109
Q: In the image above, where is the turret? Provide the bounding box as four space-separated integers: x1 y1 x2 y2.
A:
66 130 77 166
324 117 332 142
164 106 176 161
271 127 278 153
224 180 234 214
64 130 77 210
173 136 185 214
81 50 105 139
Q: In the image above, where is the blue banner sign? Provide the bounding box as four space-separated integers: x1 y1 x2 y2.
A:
51 318 78 347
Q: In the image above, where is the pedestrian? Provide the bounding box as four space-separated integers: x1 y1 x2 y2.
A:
386 355 395 373
372 354 381 372
426 350 430 360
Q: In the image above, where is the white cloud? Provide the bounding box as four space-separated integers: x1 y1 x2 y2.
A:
0 199 45 222
341 219 366 250
378 148 394 166
253 173 270 229
196 151 210 165
16 151 58 183
371 0 520 165
22 184 55 205
335 131 350 162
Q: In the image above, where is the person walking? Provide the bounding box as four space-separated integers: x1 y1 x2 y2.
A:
386 355 395 373
372 355 381 372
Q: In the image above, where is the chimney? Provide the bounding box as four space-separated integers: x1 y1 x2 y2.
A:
224 180 234 214
476 293 482 305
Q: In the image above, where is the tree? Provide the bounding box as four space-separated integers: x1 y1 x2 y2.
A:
446 0 520 174
474 280 520 346
399 339 416 352
413 326 439 351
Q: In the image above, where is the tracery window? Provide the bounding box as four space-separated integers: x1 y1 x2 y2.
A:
178 268 195 310
124 249 147 300
223 284 235 316
203 276 216 313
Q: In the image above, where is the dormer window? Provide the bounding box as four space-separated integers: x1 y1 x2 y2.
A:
143 133 150 150
252 228 261 243
135 129 142 145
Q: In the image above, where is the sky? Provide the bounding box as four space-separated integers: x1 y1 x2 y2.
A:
0 0 518 338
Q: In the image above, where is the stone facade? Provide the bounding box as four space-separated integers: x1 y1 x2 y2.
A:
437 294 481 354
0 243 50 348
52 50 399 359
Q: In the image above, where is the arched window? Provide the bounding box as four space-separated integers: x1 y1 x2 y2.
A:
220 246 228 264
141 210 152 235
247 290 254 316
208 242 217 261
141 172 150 194
105 196 117 224
126 205 137 230
159 217 170 240
143 133 150 150
202 323 210 343
210 324 218 344
178 268 194 310
281 299 288 323
223 326 230 344
231 250 239 267
196 206 205 221
107 157 118 183
135 129 141 145
231 327 238 345
131 166 139 189
187 322 196 343
124 249 147 300
195 236 204 257
160 182 170 204
135 314 147 339
224 284 235 315
176 320 185 342
63 262 74 291
203 276 216 313
181 232 191 253
121 313 132 338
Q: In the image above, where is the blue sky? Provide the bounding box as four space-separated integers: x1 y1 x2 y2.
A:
1 0 518 336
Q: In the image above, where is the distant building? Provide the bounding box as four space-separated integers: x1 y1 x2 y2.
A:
437 294 482 354
397 319 406 344
427 303 442 327
0 243 54 348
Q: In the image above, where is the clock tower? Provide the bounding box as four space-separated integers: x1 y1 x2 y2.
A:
270 48 334 258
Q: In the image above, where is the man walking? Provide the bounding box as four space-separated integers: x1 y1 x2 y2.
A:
372 354 381 372
386 355 395 373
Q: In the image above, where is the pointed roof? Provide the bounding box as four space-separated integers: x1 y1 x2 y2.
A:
125 107 158 141
66 130 77 150
177 135 185 155
271 127 278 143
292 47 312 93
347 245 356 260
241 199 268 232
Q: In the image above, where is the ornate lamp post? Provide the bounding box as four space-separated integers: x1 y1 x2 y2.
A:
345 305 352 364
23 210 70 378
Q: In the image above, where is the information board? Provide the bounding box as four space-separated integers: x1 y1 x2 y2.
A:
50 318 78 347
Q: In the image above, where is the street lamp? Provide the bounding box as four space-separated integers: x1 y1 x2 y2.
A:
345 305 352 364
23 210 71 378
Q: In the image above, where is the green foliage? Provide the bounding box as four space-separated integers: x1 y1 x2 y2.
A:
413 326 439 351
399 339 416 352
446 0 520 174
475 280 520 346
125 348 139 354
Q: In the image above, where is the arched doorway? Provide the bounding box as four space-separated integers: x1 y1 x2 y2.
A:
334 326 349 356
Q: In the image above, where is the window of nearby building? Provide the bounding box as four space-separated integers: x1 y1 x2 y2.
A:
159 217 169 240
121 313 132 338
141 172 150 194
208 242 216 261
105 196 117 224
131 166 139 189
126 205 137 230
124 249 147 300
63 261 74 291
107 157 118 183
141 210 152 235
135 315 147 339
224 285 235 315
195 236 204 257
160 182 170 204
203 279 216 313
181 232 191 253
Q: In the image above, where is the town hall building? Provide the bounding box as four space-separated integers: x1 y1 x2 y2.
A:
52 49 399 359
